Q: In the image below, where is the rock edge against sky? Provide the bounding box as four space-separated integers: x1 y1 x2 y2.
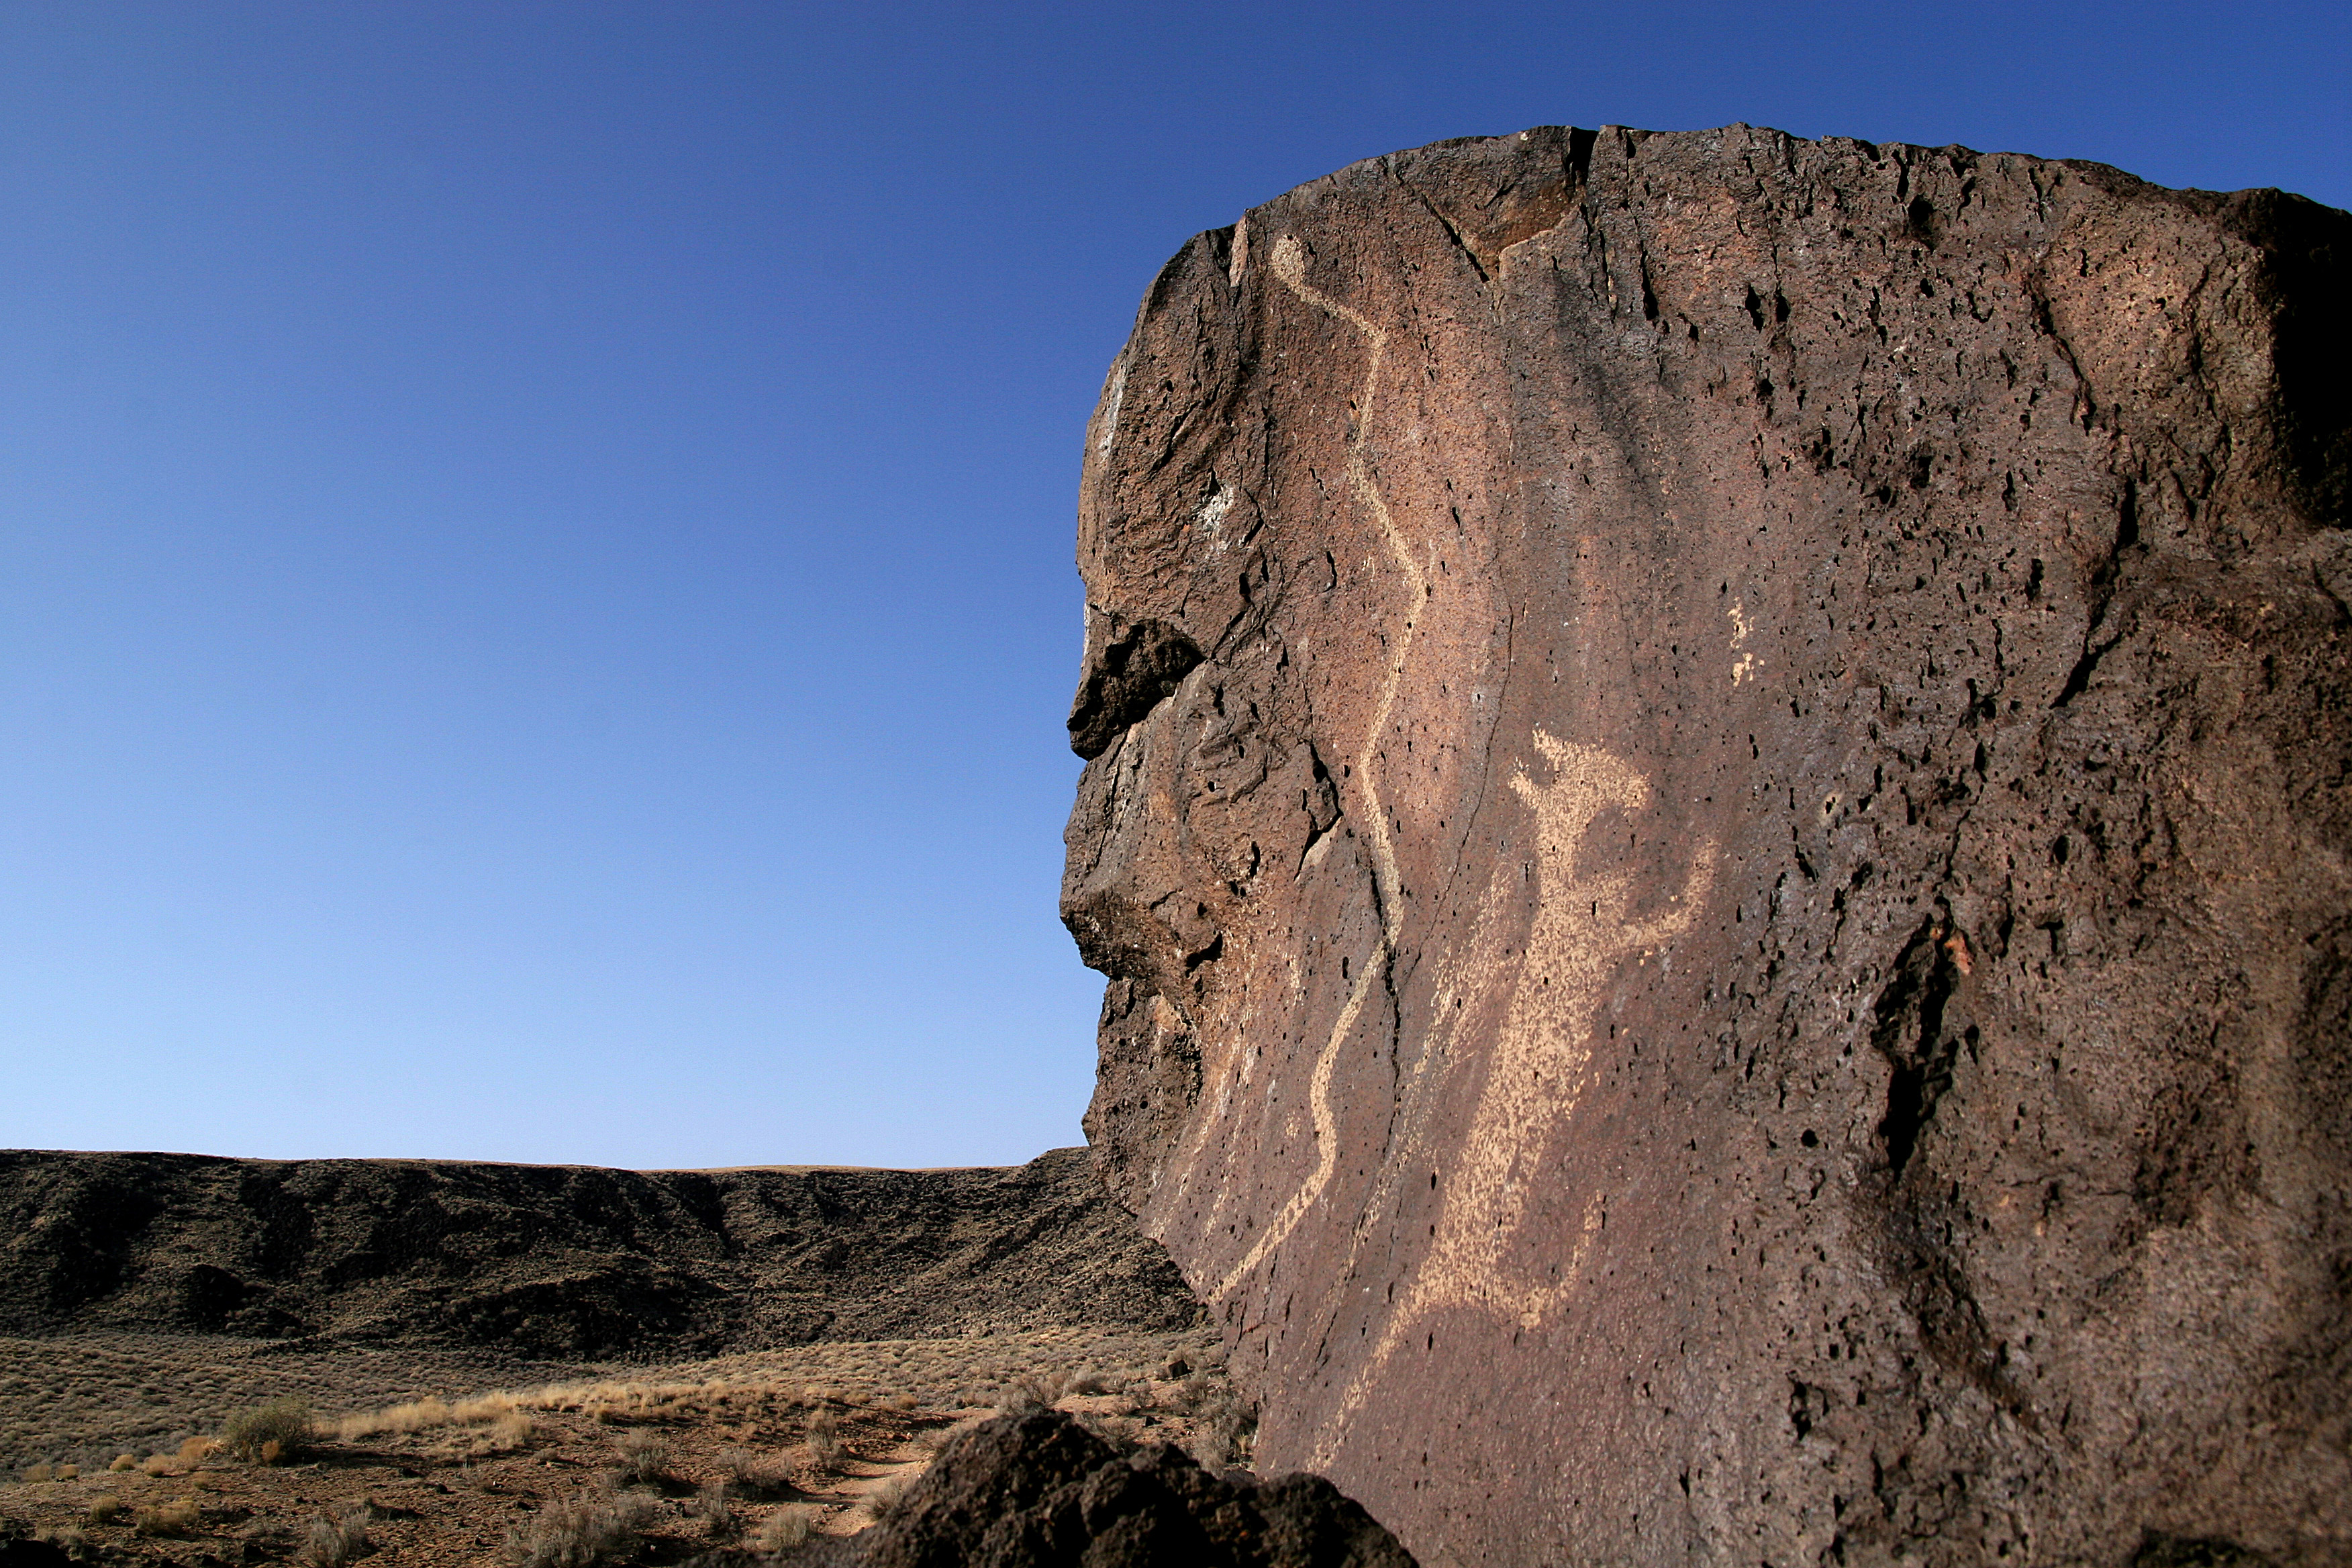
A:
1062 123 2350 1567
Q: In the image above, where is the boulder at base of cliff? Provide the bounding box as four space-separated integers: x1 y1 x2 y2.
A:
857 1412 1416 1568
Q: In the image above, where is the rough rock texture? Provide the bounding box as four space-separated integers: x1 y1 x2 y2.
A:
0 1146 1199 1356
1060 124 2351 1567
856 1411 1415 1567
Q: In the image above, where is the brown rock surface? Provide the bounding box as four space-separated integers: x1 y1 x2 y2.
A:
1061 124 2352 1567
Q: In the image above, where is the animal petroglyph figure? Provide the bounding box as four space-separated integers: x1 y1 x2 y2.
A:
1312 730 1716 1461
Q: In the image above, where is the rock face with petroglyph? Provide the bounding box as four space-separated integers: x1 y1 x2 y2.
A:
1059 124 2352 1566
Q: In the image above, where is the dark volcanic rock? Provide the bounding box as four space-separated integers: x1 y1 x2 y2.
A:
0 1147 1199 1356
858 1411 1414 1568
1061 125 2352 1565
0 1521 68 1567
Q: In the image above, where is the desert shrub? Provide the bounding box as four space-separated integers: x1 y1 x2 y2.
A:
501 1489 656 1568
1185 1387 1257 1471
20 1463 51 1483
611 1428 673 1485
108 1454 136 1473
865 1474 912 1523
294 1505 370 1568
753 1505 813 1555
803 1410 844 1474
134 1497 201 1538
1000 1374 1057 1415
722 1446 794 1500
223 1398 312 1464
179 1436 220 1465
1083 1413 1145 1449
139 1454 177 1477
84 1496 127 1527
1167 1370 1214 1413
691 1479 738 1538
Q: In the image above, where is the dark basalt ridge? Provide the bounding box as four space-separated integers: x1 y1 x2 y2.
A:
0 1146 1199 1358
1061 124 2352 1565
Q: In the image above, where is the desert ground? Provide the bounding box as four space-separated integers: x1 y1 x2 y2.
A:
0 1326 1243 1563
0 1146 1244 1563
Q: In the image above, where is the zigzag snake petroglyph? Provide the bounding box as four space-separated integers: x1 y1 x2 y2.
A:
1207 238 1716 1469
1206 235 1424 1305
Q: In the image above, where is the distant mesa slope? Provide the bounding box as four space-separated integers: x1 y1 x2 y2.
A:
0 1146 1200 1358
1061 124 2351 1566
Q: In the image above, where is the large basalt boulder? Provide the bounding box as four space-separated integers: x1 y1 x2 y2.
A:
1060 124 2352 1567
858 1412 1415 1568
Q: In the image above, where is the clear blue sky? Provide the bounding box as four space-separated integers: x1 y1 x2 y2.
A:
3 2 2345 1169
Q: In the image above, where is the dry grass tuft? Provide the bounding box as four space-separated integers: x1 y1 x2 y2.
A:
453 1391 521 1423
487 1411 536 1451
83 1496 127 1528
335 1395 451 1440
134 1496 201 1537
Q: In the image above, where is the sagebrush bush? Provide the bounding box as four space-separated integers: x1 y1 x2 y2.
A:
754 1504 812 1555
691 1479 738 1538
611 1428 673 1485
223 1398 312 1464
501 1489 656 1568
722 1445 794 1499
1001 1373 1061 1414
803 1409 844 1474
1184 1384 1257 1471
865 1474 912 1523
294 1505 370 1568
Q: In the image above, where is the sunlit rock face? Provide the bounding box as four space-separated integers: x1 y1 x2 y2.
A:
1061 124 2352 1567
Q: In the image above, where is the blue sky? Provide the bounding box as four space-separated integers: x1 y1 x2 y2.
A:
2 1 2344 1169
